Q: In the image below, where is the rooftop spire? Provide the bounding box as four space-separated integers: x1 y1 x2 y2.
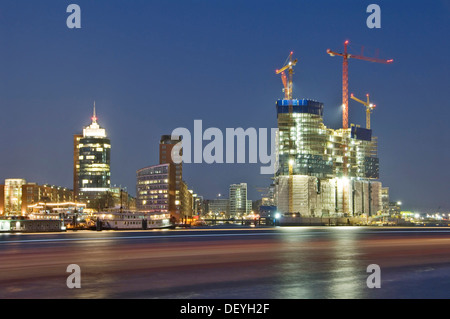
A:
84 101 106 138
92 101 97 123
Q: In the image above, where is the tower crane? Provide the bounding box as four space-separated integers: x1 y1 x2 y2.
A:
327 40 392 215
276 52 298 213
327 40 393 130
350 93 376 129
276 52 298 99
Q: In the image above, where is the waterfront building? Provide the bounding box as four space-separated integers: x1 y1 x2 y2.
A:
274 98 382 216
21 183 73 214
0 179 74 216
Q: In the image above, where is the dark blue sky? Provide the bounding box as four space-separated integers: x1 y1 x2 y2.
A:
0 0 449 212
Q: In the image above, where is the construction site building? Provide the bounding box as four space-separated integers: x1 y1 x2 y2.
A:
274 98 382 217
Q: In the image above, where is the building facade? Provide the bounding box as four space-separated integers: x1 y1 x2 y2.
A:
21 183 73 214
3 179 26 215
205 198 230 217
180 181 193 221
73 134 83 202
193 194 204 217
229 183 252 217
0 179 74 216
136 164 171 214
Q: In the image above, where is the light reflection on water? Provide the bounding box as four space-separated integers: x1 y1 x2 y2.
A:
273 227 368 299
4 227 450 298
327 228 366 299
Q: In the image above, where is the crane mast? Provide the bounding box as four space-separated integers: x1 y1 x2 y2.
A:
276 52 298 99
350 93 376 129
327 40 393 130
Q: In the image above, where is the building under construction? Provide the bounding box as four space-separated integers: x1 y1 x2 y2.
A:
273 46 391 217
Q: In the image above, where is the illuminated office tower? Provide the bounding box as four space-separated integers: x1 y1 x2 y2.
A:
74 104 111 210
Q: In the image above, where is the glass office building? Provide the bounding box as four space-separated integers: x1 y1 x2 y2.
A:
75 106 111 209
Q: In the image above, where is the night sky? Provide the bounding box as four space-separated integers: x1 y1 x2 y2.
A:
0 0 448 212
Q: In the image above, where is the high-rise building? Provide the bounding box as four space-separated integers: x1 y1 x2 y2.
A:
137 135 198 222
136 163 171 216
74 104 111 210
73 133 83 202
274 97 382 217
229 183 251 217
159 135 182 215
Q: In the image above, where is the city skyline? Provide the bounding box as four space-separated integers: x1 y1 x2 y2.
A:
2 0 450 303
0 1 449 212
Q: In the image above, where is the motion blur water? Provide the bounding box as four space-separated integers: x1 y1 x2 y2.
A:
1 227 450 299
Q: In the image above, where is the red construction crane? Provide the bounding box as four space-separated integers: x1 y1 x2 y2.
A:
327 40 392 215
327 40 393 130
